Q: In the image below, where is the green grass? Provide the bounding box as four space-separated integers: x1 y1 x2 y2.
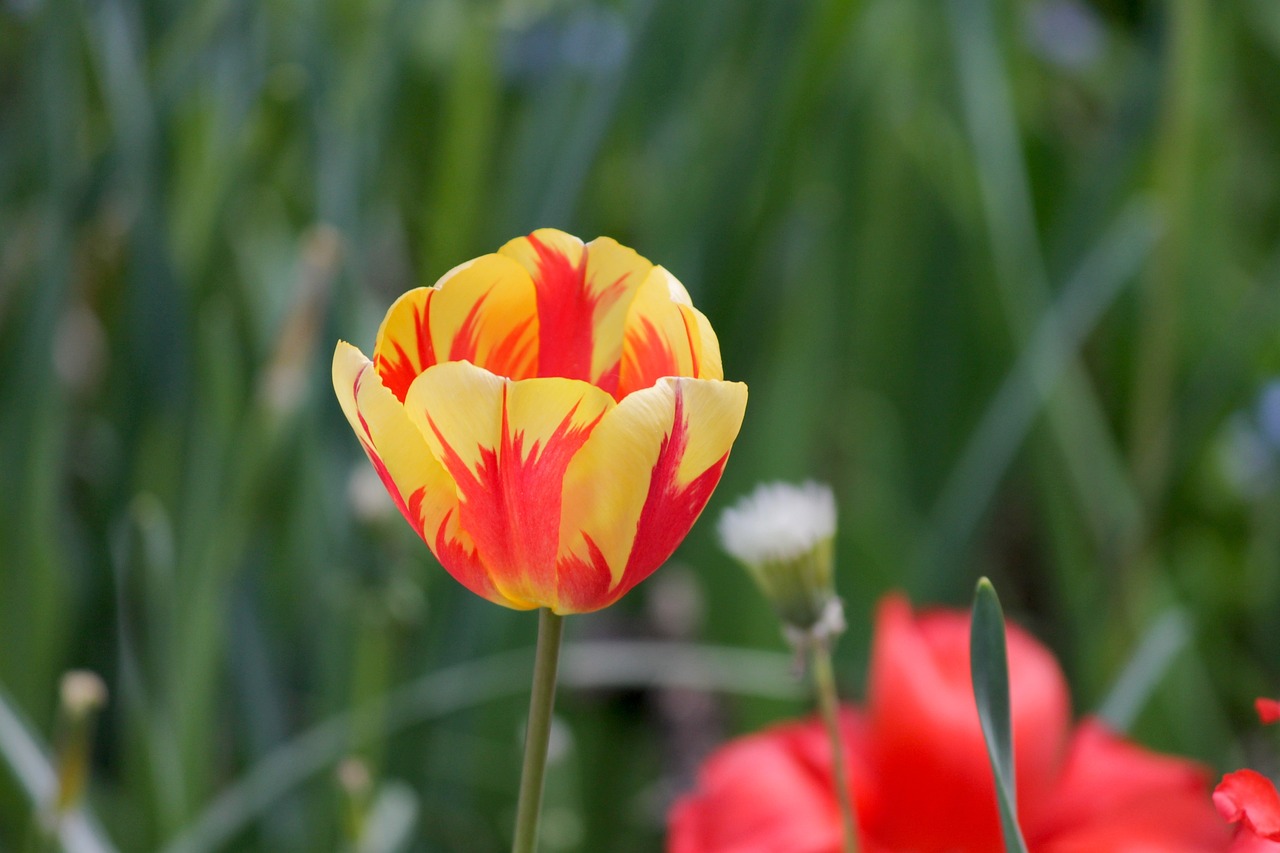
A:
3 0 1280 849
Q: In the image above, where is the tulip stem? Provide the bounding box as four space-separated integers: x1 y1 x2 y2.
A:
810 642 859 853
512 608 565 853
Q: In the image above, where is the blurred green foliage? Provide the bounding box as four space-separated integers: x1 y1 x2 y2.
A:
3 0 1280 849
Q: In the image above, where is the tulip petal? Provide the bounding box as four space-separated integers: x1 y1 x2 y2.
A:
1216 770 1280 841
372 287 439 402
499 229 652 388
333 342 501 604
617 267 718 399
403 361 615 611
429 254 540 380
556 377 747 613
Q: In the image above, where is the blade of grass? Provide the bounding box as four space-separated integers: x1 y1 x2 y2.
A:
1096 608 1191 733
944 0 1146 561
0 685 118 853
928 201 1162 563
969 578 1028 853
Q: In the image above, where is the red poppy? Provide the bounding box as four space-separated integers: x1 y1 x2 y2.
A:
669 594 1234 852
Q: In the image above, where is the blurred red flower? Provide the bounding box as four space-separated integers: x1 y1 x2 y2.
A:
1214 698 1280 850
1216 770 1280 844
1256 698 1280 726
669 594 1241 853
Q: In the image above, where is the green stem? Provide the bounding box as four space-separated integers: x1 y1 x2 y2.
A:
810 643 859 853
511 609 565 853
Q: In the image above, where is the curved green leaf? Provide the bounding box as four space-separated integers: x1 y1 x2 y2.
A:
970 578 1028 853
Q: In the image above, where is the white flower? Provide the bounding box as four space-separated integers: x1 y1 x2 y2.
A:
717 481 837 567
717 481 843 642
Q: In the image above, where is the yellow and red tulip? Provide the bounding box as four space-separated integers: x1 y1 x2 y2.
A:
333 229 747 614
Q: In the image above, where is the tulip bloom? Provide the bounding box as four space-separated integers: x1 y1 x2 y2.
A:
670 594 1234 853
334 229 747 614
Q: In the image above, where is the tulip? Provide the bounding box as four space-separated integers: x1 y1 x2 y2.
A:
669 594 1234 853
333 228 747 614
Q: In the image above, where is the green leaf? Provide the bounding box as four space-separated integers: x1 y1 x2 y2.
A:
0 684 118 853
970 578 1029 853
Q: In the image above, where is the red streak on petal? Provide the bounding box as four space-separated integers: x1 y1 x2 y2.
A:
610 383 728 602
527 234 628 383
490 317 537 379
426 385 603 602
553 533 614 613
375 298 435 402
619 317 679 399
429 505 500 602
448 288 494 364
444 286 537 379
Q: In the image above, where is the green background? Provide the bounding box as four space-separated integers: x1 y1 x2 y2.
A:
3 0 1280 849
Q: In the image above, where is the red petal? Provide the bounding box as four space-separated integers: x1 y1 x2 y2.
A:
862 594 1070 851
667 711 875 853
1028 719 1228 850
1216 770 1280 841
1257 699 1280 726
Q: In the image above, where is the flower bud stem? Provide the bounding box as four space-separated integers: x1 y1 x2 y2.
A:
512 608 565 853
810 642 860 853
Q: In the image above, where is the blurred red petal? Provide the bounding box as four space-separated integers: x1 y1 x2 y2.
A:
1028 718 1229 850
863 594 1070 851
667 723 844 853
1256 699 1280 726
1216 770 1280 841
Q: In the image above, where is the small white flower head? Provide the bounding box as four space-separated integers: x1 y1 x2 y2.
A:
59 670 107 718
717 481 837 567
717 481 842 643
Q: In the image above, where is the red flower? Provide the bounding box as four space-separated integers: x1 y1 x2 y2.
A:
1256 699 1280 726
669 594 1233 853
333 230 746 613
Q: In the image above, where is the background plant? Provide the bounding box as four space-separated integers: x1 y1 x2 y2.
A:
2 0 1280 850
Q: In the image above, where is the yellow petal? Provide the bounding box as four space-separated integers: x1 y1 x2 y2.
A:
372 287 439 402
556 377 748 613
499 229 653 389
616 266 702 398
430 254 540 381
332 342 513 607
403 360 616 610
684 305 724 381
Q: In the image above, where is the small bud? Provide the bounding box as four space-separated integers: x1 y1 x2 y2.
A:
59 671 107 719
337 756 372 797
52 670 108 818
717 481 844 649
336 756 373 844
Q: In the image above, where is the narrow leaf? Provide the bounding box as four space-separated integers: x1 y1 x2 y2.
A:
0 685 118 853
970 578 1029 853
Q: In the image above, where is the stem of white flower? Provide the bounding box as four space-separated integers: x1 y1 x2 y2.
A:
811 642 859 853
